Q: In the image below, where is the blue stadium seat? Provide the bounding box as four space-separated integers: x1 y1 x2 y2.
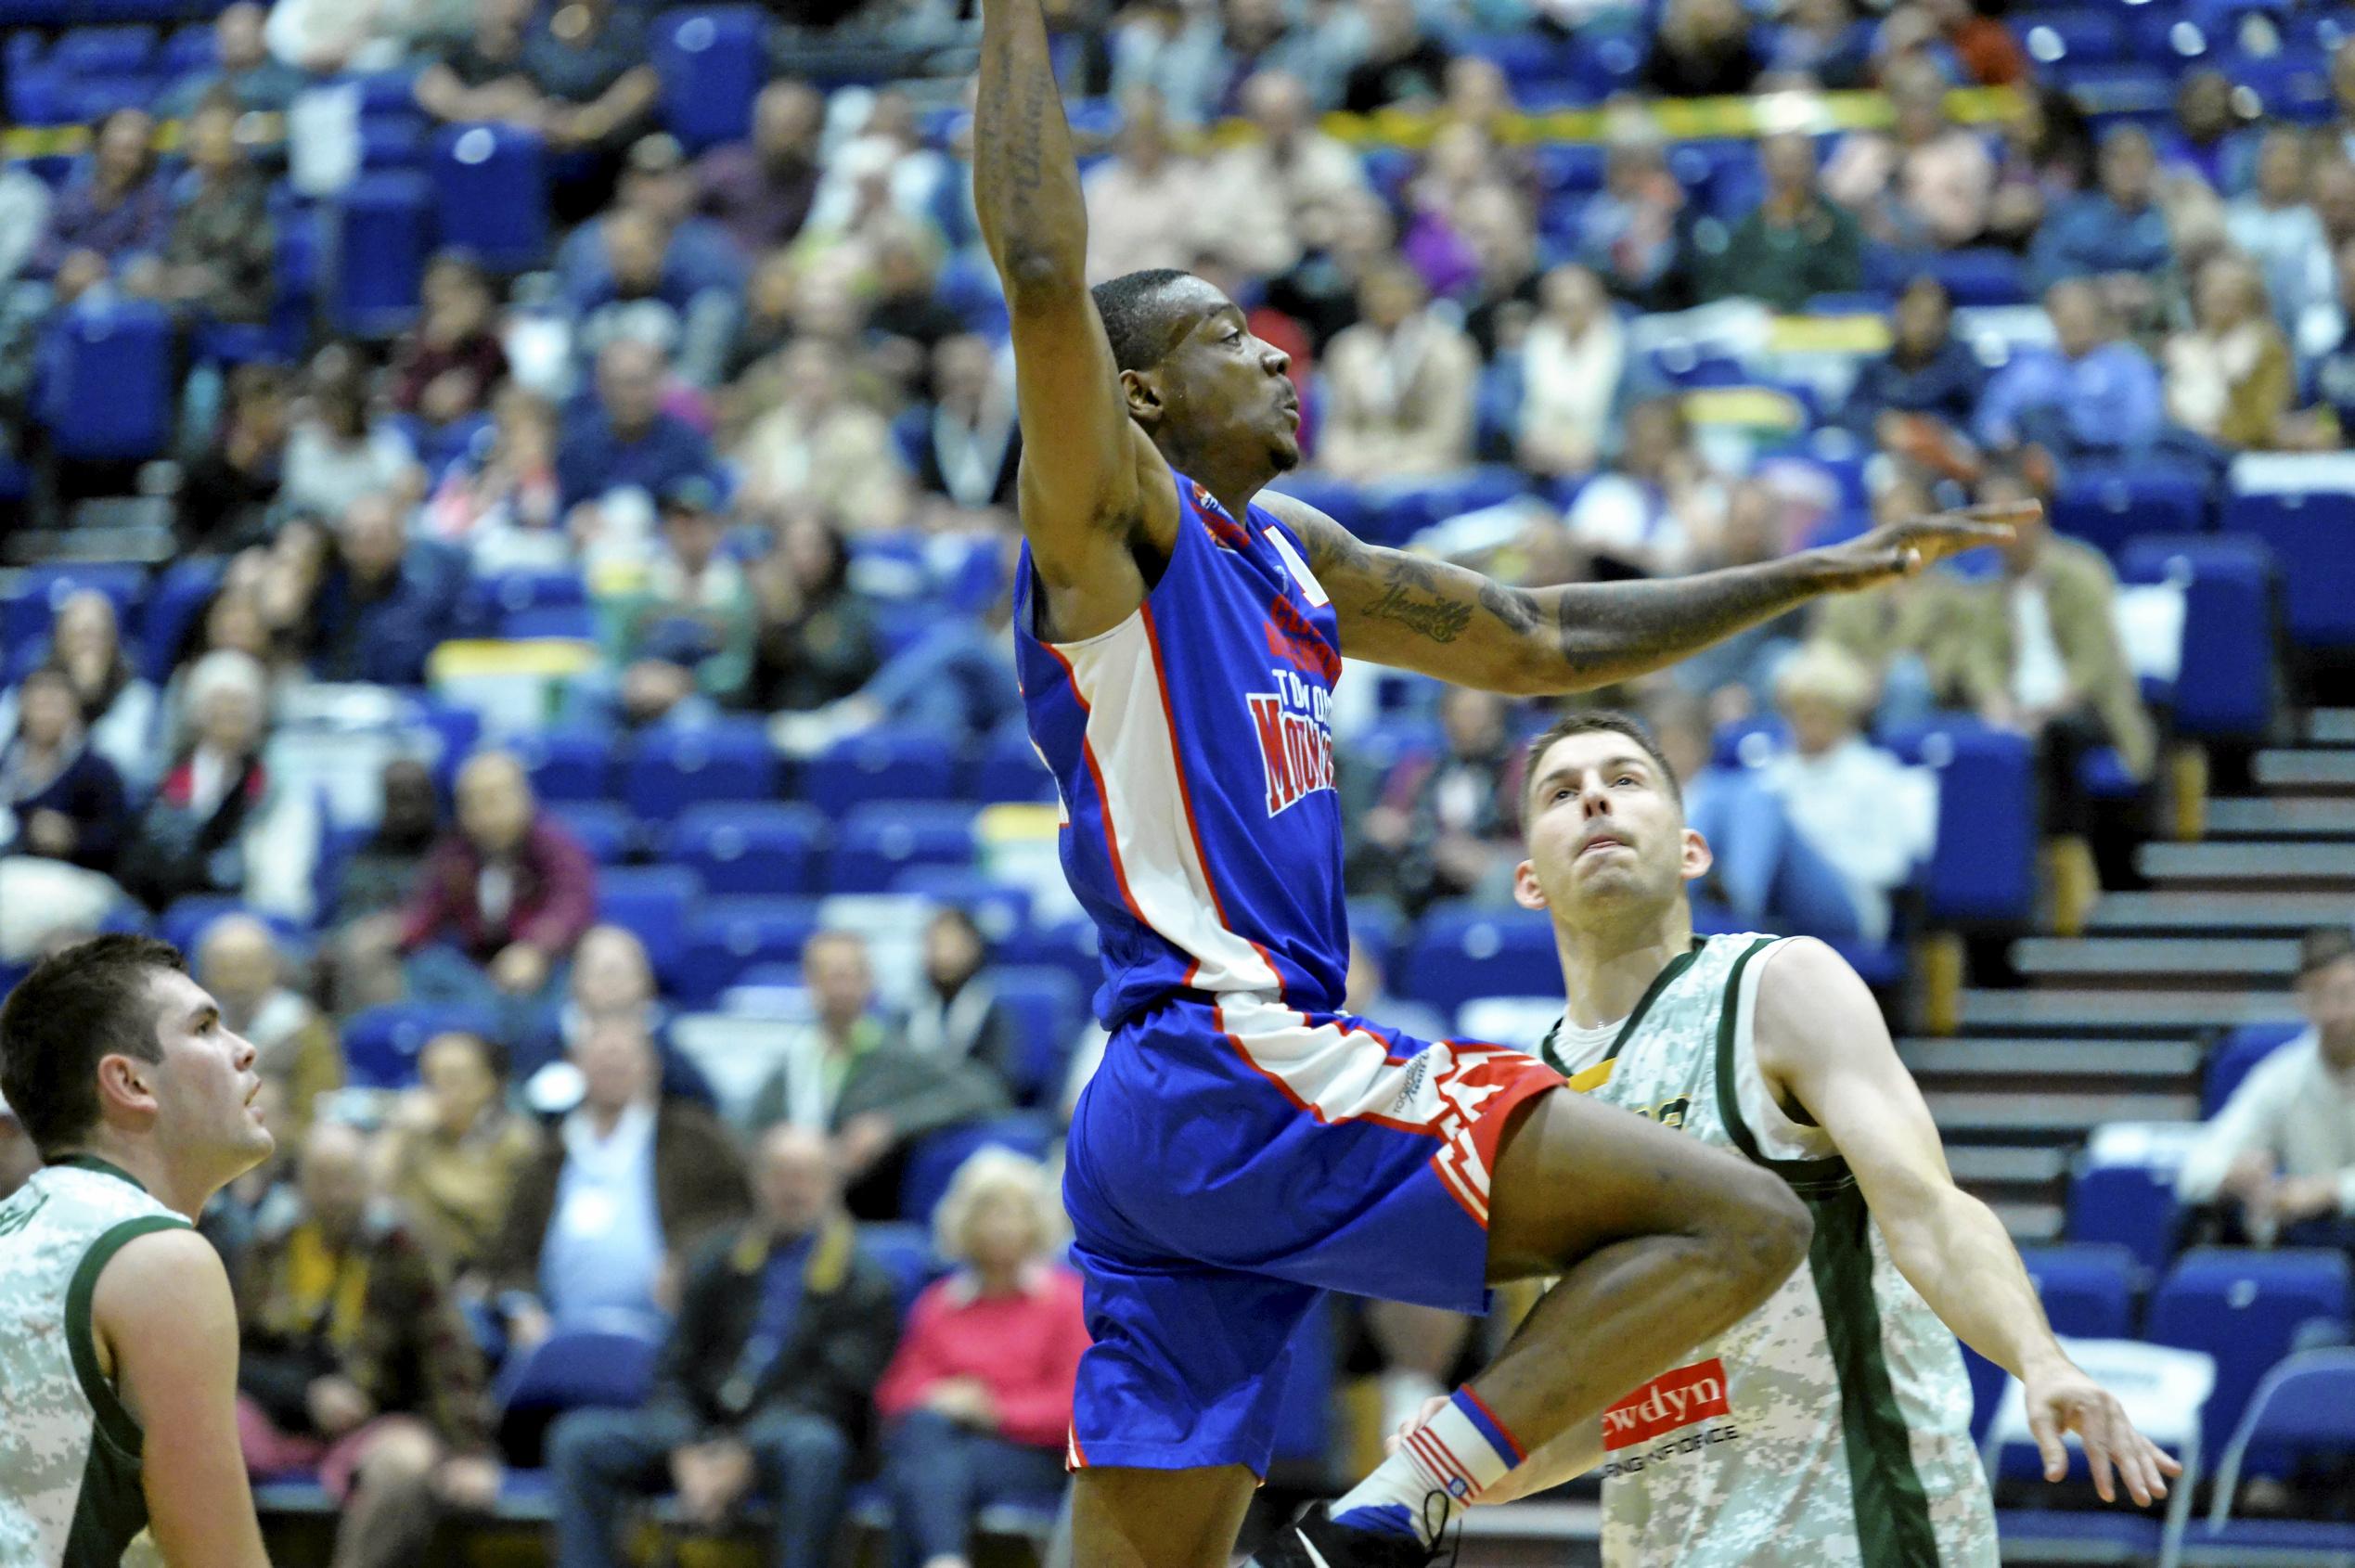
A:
991 964 1086 1107
39 300 174 462
2203 1022 2306 1118
1363 466 1529 546
597 866 702 987
804 726 962 815
431 124 549 272
157 898 308 958
886 868 1033 938
2220 489 2355 650
1920 247 2032 307
934 250 1009 337
2066 1158 2181 1275
680 895 823 1006
2216 52 2334 121
899 1113 1055 1223
494 1327 659 1420
830 803 977 894
1399 905 1560 1017
1261 471 1369 538
856 1220 941 1321
1 563 148 662
622 721 779 817
2019 8 2129 62
996 918 1103 1001
545 801 636 866
330 173 431 336
476 568 588 617
669 802 828 896
2052 466 2209 558
654 6 765 152
2120 535 2277 740
342 1002 503 1087
2021 1243 2142 1338
510 727 618 803
973 722 1056 805
1882 719 2036 924
2148 1248 2352 1457
2200 1352 2355 1560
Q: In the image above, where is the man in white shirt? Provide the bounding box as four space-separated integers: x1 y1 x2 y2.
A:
2178 928 2355 1246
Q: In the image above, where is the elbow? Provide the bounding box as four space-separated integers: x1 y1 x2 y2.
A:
997 250 1087 305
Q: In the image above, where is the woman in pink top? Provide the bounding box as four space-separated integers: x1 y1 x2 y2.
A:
875 1150 1087 1568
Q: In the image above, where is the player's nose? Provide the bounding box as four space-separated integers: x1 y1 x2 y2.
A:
229 1031 258 1071
1260 341 1291 377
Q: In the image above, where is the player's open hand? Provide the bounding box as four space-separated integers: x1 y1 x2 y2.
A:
2023 1359 2183 1507
1813 501 2038 592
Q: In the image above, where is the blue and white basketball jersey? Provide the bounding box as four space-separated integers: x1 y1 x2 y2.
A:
1015 469 1348 1027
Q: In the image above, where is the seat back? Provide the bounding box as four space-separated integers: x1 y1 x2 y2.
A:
899 1114 1054 1225
2203 1022 2306 1118
2208 1350 2355 1526
2148 1248 2353 1456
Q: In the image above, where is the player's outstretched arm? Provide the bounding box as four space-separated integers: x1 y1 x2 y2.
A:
1258 493 2033 695
972 0 1175 643
1751 939 2181 1508
97 1227 273 1567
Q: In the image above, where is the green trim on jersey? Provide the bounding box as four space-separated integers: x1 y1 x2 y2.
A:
1537 938 1705 1070
66 1215 188 1455
50 1157 148 1195
1710 937 1848 1192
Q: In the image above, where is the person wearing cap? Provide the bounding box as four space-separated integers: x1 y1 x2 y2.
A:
584 472 757 726
2180 929 2355 1250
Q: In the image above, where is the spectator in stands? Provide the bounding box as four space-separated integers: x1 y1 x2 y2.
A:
280 347 425 522
236 1122 502 1565
515 923 718 1108
165 574 289 727
875 1150 1087 1568
1576 130 1692 309
262 0 410 75
907 906 1025 1099
303 494 467 687
1081 90 1206 283
696 80 828 262
0 589 159 788
1396 126 1514 302
1342 0 1451 114
558 337 716 517
865 224 966 372
28 108 172 294
747 930 1009 1220
902 334 1021 508
1974 278 2166 462
424 385 567 572
1565 395 1728 577
1452 185 1547 361
547 1123 898 1568
179 363 293 554
1349 687 1527 918
2180 929 2355 1247
2029 125 2176 306
1317 260 1479 482
399 750 597 1028
160 3 302 117
1810 475 1969 726
1767 0 1872 89
122 649 317 920
1266 187 1399 350
1822 56 1995 251
1987 83 2096 249
1340 932 1446 1044
0 166 51 290
336 758 441 927
2317 157 2355 256
391 251 510 428
2303 238 2355 438
374 1031 541 1281
520 0 660 152
745 508 883 714
1195 71 1369 278
562 136 747 389
2161 71 2256 198
1115 0 1358 124
0 668 130 960
1924 0 2028 85
591 474 756 724
491 1016 749 1345
2166 251 2295 449
828 529 1023 746
1700 132 1862 312
734 338 908 532
1643 0 1765 98
155 92 276 330
199 913 342 1134
2227 130 2336 339
1843 276 1987 475
1515 263 1627 481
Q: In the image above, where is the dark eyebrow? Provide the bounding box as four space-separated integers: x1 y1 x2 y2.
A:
186 1002 220 1032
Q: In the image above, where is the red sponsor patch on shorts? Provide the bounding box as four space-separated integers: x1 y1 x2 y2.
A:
1600 1358 1731 1451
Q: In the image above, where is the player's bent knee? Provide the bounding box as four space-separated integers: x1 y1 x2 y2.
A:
1717 1166 1812 1287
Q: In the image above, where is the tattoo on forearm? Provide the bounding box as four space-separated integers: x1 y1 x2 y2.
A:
1478 579 1540 636
1366 582 1475 644
1551 567 1825 686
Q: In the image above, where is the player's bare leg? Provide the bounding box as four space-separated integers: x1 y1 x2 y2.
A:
1070 1463 1257 1568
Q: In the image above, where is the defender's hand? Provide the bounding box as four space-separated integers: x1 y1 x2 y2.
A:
1813 501 2036 591
2023 1358 2182 1506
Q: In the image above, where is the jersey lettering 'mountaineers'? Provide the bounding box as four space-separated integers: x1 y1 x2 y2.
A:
1540 935 1999 1568
0 1157 192 1568
1015 468 1348 1027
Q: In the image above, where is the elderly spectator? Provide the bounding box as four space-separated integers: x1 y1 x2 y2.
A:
280 348 425 521
180 362 294 554
557 337 716 515
547 1124 898 1568
695 80 828 260
199 913 343 1132
1341 0 1451 114
902 334 1021 508
28 108 172 292
1348 688 1526 919
400 751 597 1022
1317 260 1478 482
0 668 131 959
1701 132 1861 311
1643 0 1764 97
875 1150 1087 1568
1843 276 1987 473
235 1122 502 1568
156 93 276 328
1081 91 1206 284
375 1031 542 1279
2228 130 2336 338
1576 132 1692 308
160 3 302 116
747 931 1009 1221
1975 279 2166 462
0 590 160 787
906 906 1026 1099
1515 263 1627 481
733 338 909 532
1823 57 1996 250
303 494 467 687
2029 125 2176 300
2158 71 2256 198
2180 930 2355 1248
1768 0 1871 88
1565 396 1729 577
514 923 718 1108
391 251 509 426
592 475 756 723
491 1017 750 1346
2166 251 2295 449
1195 71 1369 278
745 509 883 714
424 385 567 571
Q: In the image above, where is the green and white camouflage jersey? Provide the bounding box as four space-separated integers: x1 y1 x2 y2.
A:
1538 933 1999 1568
0 1157 192 1568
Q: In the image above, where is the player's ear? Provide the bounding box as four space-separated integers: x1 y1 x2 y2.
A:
1512 857 1550 912
1679 827 1714 885
94 1053 161 1124
1119 366 1164 428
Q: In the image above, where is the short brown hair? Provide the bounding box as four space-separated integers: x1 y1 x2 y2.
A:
1523 710 1684 819
2298 926 2355 980
0 935 185 1156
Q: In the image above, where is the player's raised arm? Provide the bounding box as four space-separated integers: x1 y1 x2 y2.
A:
1258 493 2034 695
972 0 1174 642
1749 938 2181 1509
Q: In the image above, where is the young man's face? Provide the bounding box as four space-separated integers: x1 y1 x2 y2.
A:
138 968 272 1183
1515 730 1711 924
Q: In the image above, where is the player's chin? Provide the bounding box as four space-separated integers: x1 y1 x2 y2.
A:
1267 431 1303 472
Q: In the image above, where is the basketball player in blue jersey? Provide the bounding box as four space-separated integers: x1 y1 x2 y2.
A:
973 6 2033 1563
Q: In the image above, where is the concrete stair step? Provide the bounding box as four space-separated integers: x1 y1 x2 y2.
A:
2256 750 2355 790
2205 797 2355 839
1923 1089 2197 1134
2011 935 2302 980
1899 1037 2201 1082
2089 891 2355 933
1988 1202 2066 1243
1958 988 2294 1033
1943 1144 2073 1186
2308 710 2355 745
2137 841 2355 883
